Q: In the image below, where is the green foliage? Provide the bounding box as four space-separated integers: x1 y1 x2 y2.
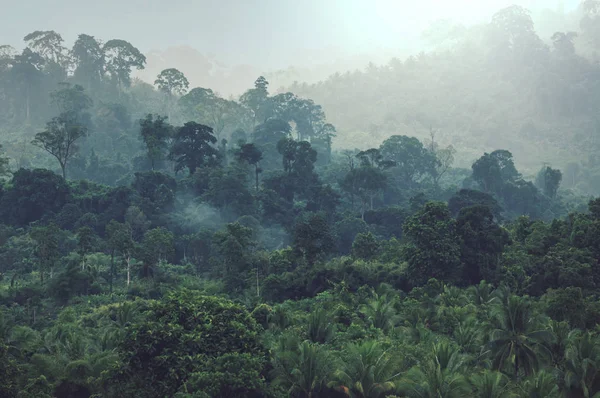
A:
112 290 265 397
352 232 380 261
4 14 600 397
169 121 219 174
402 202 462 286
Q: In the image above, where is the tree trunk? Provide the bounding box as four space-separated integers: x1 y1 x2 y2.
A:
126 255 131 286
255 165 260 192
110 250 115 293
60 161 67 180
256 267 260 297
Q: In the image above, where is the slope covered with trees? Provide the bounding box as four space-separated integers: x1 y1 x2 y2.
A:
1 4 600 398
289 2 600 196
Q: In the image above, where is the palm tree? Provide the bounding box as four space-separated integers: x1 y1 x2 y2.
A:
547 320 570 370
398 342 470 398
360 293 397 332
307 308 333 344
332 340 402 397
454 317 483 354
489 295 553 379
516 370 560 398
468 281 497 307
272 338 336 398
564 330 600 398
469 370 512 398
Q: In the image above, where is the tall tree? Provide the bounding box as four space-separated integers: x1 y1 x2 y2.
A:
9 48 45 123
103 39 146 90
154 68 189 97
240 76 272 127
402 201 462 286
71 34 104 91
293 213 335 265
139 227 174 278
23 30 68 65
535 166 562 199
139 114 172 170
237 143 263 191
0 144 9 178
456 205 510 284
379 135 438 188
106 220 134 289
30 223 60 283
169 121 219 174
155 68 189 120
32 111 88 179
489 295 552 379
472 150 520 194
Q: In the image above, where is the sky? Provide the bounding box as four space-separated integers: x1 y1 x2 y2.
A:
1 0 581 94
1 0 579 66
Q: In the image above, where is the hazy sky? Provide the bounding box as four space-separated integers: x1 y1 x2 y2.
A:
2 0 579 70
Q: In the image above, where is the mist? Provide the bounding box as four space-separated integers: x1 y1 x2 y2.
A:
5 2 600 395
2 0 580 96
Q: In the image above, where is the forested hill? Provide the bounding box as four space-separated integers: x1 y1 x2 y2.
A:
4 3 600 398
288 4 600 192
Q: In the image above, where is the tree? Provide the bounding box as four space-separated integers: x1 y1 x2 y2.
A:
103 39 146 90
535 166 562 199
169 121 219 174
139 114 172 170
277 138 320 200
469 370 511 398
106 221 134 289
402 202 462 286
154 68 189 96
155 68 189 120
456 205 510 284
178 87 236 138
71 34 104 91
30 224 60 283
240 76 272 127
489 295 552 379
333 340 400 397
564 330 600 397
293 213 335 265
23 30 68 66
552 32 578 57
9 48 45 123
139 227 174 278
76 227 95 271
341 166 387 218
472 150 520 194
213 223 257 291
32 111 88 179
379 135 438 187
50 83 93 115
448 189 503 219
272 338 335 398
237 143 263 191
112 290 265 397
398 342 470 398
352 231 380 260
0 168 70 225
0 144 9 178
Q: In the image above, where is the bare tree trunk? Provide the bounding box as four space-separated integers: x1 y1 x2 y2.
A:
126 255 131 286
256 267 260 297
255 166 260 192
